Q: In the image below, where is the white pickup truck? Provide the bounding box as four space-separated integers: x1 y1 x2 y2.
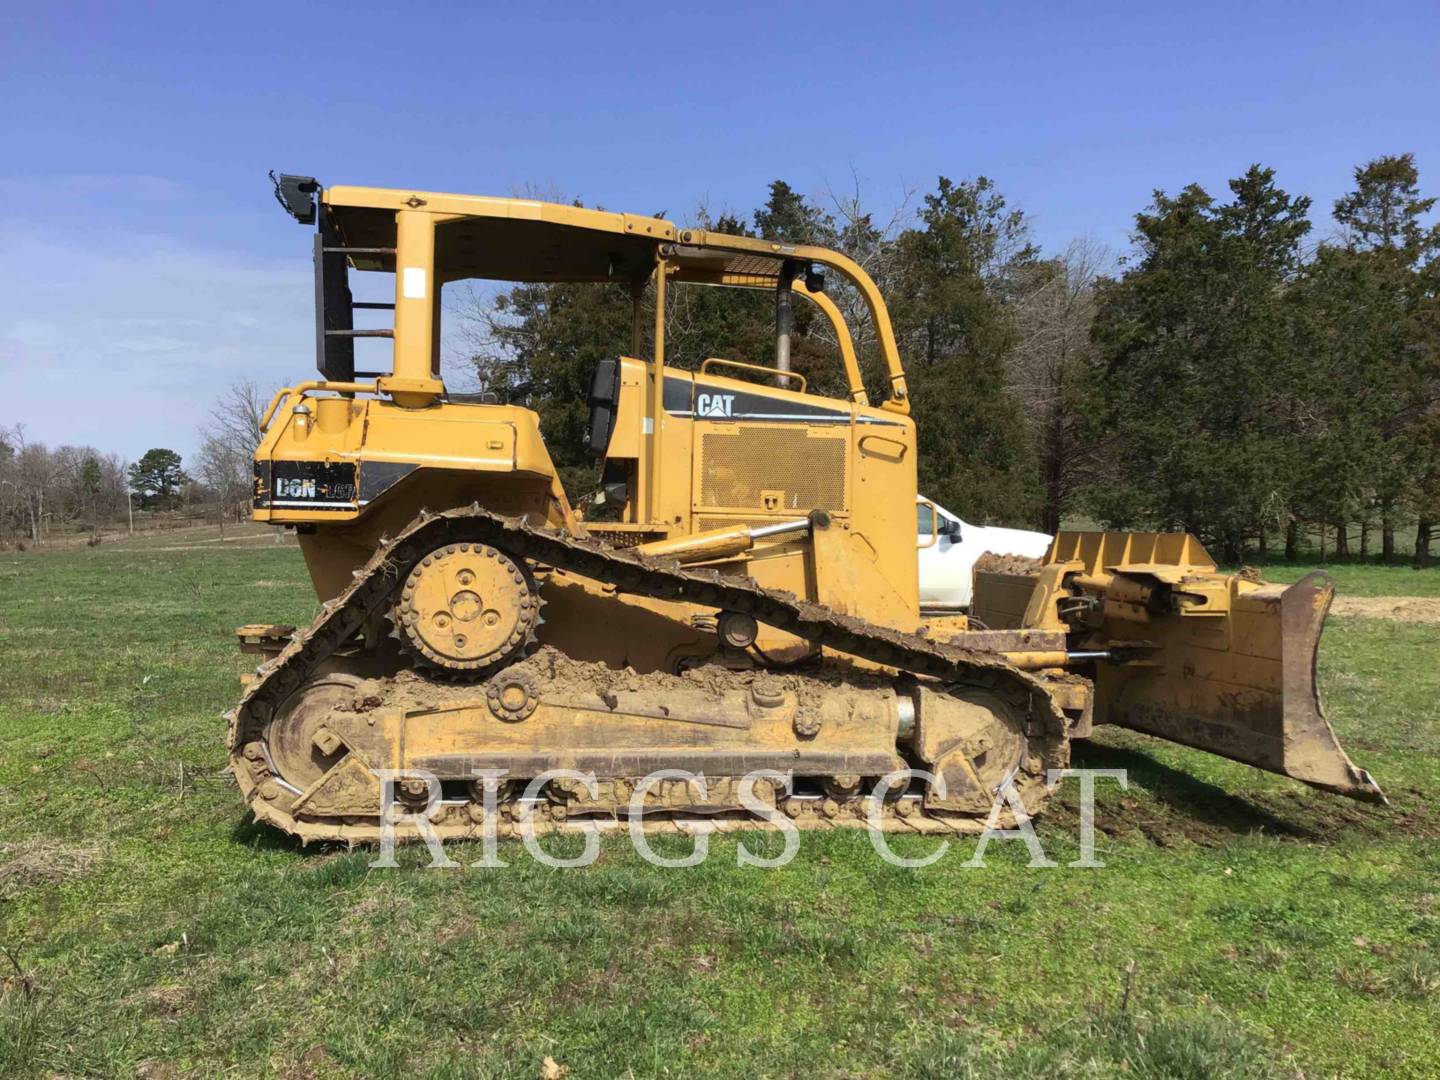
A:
916 495 1052 609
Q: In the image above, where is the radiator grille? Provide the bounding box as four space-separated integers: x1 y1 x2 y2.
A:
698 426 848 511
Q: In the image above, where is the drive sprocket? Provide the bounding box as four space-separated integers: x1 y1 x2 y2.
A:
392 541 541 676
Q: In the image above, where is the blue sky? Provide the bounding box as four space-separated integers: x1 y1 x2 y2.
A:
3 0 1438 460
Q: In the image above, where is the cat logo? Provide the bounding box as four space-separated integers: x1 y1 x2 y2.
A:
276 477 318 499
696 393 736 418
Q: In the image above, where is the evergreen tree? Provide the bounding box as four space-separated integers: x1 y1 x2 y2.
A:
1086 167 1311 560
753 181 837 246
79 453 102 538
1289 243 1412 559
1329 154 1440 563
890 177 1039 524
472 279 634 501
126 448 188 508
1334 153 1438 255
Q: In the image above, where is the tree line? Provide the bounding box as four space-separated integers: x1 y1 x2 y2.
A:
7 156 1435 563
0 427 130 545
465 155 1439 564
0 381 266 546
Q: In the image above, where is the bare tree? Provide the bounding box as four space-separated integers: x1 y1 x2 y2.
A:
0 427 134 545
2 427 59 545
1007 238 1113 533
819 173 918 387
198 379 267 538
96 453 128 521
208 379 267 461
196 435 249 539
0 426 18 544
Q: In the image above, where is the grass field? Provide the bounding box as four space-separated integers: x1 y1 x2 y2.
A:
1 538 1438 1078
1236 559 1440 598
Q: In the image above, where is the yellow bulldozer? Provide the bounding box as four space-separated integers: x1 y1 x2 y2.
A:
229 174 1382 843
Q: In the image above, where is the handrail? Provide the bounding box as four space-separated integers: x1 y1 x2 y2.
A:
792 279 867 405
259 380 380 433
699 357 807 393
683 229 910 414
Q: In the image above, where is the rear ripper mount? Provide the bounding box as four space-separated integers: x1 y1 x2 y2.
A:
229 507 1072 844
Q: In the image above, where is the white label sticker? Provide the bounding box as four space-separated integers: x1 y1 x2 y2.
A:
643 417 654 435
402 267 428 299
697 393 736 418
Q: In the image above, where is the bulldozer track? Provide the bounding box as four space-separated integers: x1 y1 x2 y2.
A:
228 505 1070 844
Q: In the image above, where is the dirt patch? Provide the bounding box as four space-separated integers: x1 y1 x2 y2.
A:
1042 784 1437 850
974 552 1043 576
0 840 106 899
337 890 418 934
1330 596 1440 624
1058 733 1440 848
123 983 191 1016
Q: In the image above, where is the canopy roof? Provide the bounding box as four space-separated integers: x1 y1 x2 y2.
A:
314 183 909 411
323 185 809 286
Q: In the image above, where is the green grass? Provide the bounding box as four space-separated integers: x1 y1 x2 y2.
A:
1235 559 1440 597
1 544 1438 1077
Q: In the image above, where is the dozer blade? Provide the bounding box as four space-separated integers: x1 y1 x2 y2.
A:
1092 569 1384 803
